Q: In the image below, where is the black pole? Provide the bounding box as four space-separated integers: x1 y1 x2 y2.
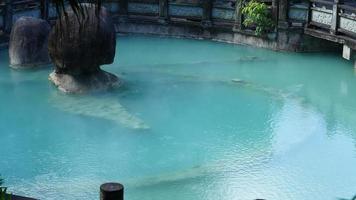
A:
119 0 128 15
158 0 168 24
278 0 289 28
40 0 49 21
202 0 213 27
4 0 13 34
100 183 124 200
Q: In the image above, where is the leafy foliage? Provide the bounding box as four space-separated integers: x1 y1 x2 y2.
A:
0 175 11 200
242 0 275 36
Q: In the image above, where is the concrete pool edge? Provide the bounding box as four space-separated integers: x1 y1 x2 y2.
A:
114 19 340 53
0 19 340 53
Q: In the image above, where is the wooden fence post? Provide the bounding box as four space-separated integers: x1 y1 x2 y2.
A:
272 0 278 26
4 0 13 33
158 0 168 24
234 0 243 31
305 0 312 28
330 0 341 35
278 0 289 28
202 0 213 27
119 0 128 16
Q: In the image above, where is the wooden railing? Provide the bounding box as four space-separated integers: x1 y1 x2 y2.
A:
0 0 291 37
306 0 356 41
116 0 238 27
338 3 356 38
0 0 288 32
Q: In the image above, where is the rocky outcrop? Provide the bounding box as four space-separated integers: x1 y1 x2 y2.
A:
9 17 51 68
48 4 120 93
49 69 121 93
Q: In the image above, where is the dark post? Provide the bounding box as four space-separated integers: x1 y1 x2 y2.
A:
119 0 128 16
202 0 213 27
305 0 312 28
330 0 341 35
40 0 49 21
278 0 289 28
272 0 278 25
233 0 243 31
100 183 124 200
4 0 13 33
158 0 168 24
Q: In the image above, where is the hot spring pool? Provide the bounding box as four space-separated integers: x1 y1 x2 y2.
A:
1 35 356 200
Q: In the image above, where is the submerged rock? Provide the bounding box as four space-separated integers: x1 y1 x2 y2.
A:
231 78 247 84
49 69 122 93
51 93 149 130
9 17 51 68
48 4 119 93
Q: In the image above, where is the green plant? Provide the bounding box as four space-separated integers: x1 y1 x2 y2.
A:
242 0 275 36
0 175 11 200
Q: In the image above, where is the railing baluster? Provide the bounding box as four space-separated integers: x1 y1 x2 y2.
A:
278 0 289 28
330 0 341 35
202 0 213 27
272 0 278 26
119 0 128 16
306 0 312 28
159 0 168 24
234 0 243 31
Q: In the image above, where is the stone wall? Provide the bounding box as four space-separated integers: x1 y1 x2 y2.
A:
115 19 338 52
0 0 340 52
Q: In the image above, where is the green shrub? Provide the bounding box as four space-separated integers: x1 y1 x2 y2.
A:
242 0 275 36
0 175 11 200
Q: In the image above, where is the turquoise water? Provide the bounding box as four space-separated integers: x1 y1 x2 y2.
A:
1 35 356 200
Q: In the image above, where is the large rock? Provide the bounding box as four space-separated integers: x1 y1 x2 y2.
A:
48 4 120 93
9 17 51 68
49 70 121 93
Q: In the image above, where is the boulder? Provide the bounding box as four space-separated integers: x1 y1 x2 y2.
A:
48 4 120 93
9 17 51 68
49 69 122 93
